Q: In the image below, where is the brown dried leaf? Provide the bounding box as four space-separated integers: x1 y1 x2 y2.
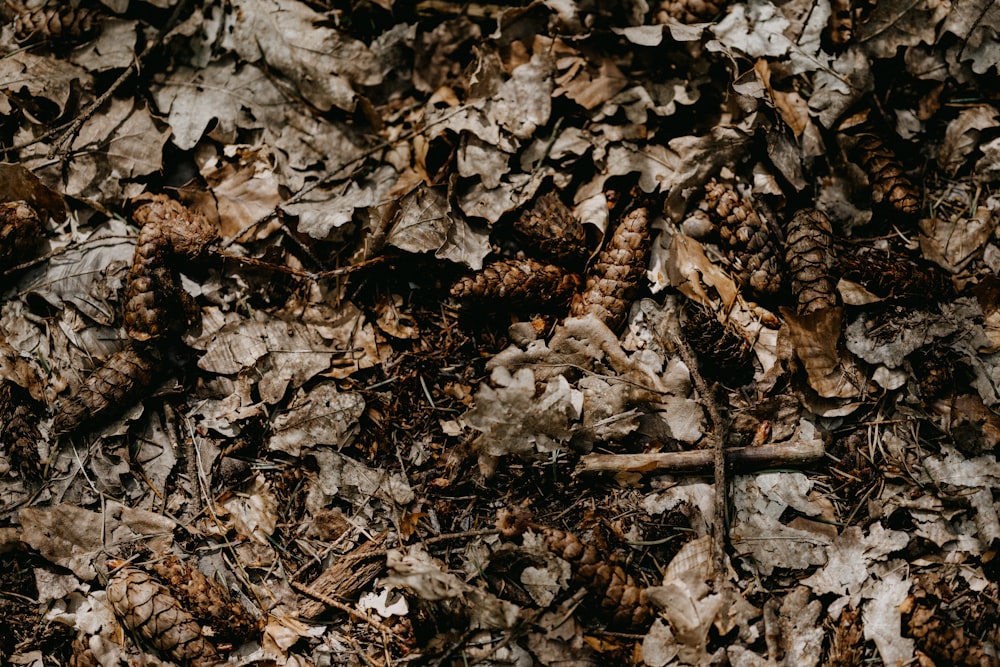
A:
225 0 382 112
783 307 863 399
0 163 66 223
268 383 365 456
106 566 219 664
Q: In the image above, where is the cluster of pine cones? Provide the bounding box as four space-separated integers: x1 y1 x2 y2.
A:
451 189 652 332
53 195 217 434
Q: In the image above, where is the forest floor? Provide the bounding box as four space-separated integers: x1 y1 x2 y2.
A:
2 0 1000 665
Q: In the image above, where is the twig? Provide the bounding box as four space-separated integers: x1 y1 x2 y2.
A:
290 579 399 639
654 307 731 589
577 439 826 475
45 0 192 159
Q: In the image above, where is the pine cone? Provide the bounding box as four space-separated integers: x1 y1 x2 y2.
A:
149 556 261 643
904 597 995 667
450 258 582 304
680 303 753 381
52 346 160 435
106 565 220 665
13 5 101 44
123 223 175 342
850 126 921 216
569 205 651 329
836 247 952 302
0 381 42 475
785 208 838 314
699 179 782 297
132 195 218 261
513 190 588 265
0 200 43 270
537 525 651 629
654 0 725 23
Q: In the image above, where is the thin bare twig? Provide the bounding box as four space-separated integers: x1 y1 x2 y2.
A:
45 0 193 159
578 439 826 475
290 579 400 639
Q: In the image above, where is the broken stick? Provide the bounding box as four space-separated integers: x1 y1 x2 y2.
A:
577 439 826 475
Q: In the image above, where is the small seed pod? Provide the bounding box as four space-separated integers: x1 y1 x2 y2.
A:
513 191 588 265
451 258 582 304
52 346 160 435
13 5 101 44
106 565 219 665
699 179 783 297
132 194 218 261
785 209 838 314
0 201 43 270
569 206 651 330
0 382 42 475
850 126 921 216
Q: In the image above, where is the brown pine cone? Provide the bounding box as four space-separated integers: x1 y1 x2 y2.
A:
132 194 218 261
537 525 652 629
123 221 174 342
785 208 838 314
513 191 588 265
106 565 220 665
654 0 725 23
0 200 43 270
681 303 753 381
0 381 42 475
13 4 101 44
850 126 921 216
904 597 995 667
699 179 782 297
569 205 651 330
836 247 952 302
52 346 160 435
450 258 582 304
149 556 261 643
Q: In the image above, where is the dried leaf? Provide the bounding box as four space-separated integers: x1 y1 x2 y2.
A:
782 307 863 399
268 383 365 456
19 502 175 580
225 0 382 112
222 474 278 544
937 106 1000 176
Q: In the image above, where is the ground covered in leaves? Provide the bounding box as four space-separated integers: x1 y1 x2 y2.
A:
3 0 1000 665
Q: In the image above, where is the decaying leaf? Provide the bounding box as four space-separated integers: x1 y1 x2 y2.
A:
782 307 863 399
0 201 44 271
268 383 365 456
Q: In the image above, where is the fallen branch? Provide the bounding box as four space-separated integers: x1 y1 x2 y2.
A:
577 439 826 475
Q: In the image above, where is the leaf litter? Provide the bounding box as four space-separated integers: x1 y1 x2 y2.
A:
2 0 1000 665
